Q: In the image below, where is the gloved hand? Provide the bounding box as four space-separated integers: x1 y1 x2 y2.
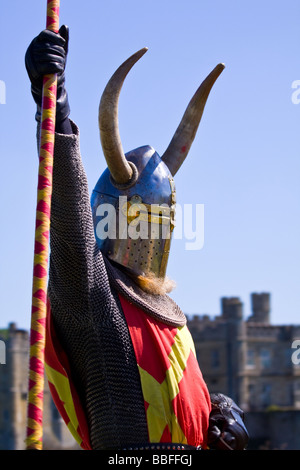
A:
208 393 249 450
25 25 70 126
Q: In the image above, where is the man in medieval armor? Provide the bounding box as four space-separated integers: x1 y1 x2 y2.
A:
25 26 249 451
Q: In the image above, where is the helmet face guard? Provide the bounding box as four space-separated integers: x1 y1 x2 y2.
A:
91 146 176 278
92 48 224 279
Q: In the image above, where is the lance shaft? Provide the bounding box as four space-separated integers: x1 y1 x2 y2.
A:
25 0 60 450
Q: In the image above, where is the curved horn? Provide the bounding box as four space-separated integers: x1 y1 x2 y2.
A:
99 47 148 184
161 63 225 176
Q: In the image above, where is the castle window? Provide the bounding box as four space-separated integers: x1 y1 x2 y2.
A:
51 399 61 421
260 348 271 369
246 348 255 368
261 383 271 407
211 349 220 368
293 380 300 408
248 383 256 408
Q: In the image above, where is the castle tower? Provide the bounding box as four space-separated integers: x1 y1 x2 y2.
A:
221 297 247 405
249 293 270 324
0 323 29 449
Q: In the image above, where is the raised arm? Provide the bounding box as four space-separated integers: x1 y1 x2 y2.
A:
25 27 105 312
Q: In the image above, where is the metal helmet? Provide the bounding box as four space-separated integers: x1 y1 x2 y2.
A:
91 47 224 279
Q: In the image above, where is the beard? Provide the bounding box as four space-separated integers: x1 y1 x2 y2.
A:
134 272 176 296
115 261 176 296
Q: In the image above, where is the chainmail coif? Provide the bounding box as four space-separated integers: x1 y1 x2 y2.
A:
45 121 187 450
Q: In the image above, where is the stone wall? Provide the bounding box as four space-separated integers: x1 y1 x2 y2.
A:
246 410 300 450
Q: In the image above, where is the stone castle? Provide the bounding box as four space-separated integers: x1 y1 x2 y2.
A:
190 293 300 412
1 292 300 450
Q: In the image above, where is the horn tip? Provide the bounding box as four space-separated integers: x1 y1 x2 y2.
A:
216 62 225 71
140 46 149 56
131 47 148 63
209 63 225 80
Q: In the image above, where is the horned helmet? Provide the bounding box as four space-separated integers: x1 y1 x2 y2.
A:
91 48 224 279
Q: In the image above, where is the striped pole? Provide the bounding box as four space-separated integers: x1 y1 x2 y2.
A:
25 0 60 450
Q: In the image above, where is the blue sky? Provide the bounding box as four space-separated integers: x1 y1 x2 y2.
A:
0 0 299 330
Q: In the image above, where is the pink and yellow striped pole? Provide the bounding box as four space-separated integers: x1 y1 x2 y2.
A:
25 0 60 450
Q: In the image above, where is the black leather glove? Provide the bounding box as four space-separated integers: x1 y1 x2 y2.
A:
25 25 70 128
208 393 249 450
